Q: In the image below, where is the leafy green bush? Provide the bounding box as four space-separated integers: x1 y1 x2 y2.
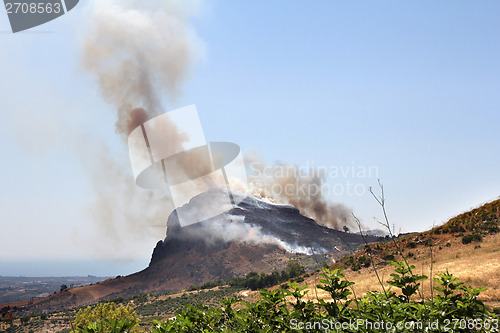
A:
462 233 483 244
358 255 371 268
227 260 305 290
72 302 139 332
20 315 31 324
482 219 499 233
341 255 371 271
382 253 395 261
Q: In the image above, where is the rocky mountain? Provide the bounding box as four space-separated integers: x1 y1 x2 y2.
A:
3 193 377 313
145 192 377 287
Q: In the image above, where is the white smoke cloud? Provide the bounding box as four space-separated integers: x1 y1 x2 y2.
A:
183 213 325 255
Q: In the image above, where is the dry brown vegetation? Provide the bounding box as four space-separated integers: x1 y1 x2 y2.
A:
298 233 499 307
296 198 500 310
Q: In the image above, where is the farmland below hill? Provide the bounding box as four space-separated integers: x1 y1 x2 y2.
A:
0 276 108 305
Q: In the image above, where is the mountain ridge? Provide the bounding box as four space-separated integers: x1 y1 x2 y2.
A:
3 193 373 313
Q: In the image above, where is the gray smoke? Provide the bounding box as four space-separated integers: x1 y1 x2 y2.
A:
81 0 202 138
79 0 202 256
181 213 322 255
244 154 355 231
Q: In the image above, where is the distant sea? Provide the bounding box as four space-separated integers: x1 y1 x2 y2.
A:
0 259 149 277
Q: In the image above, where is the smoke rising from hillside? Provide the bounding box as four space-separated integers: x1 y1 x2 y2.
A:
82 0 201 138
181 214 324 255
79 0 202 255
244 155 355 230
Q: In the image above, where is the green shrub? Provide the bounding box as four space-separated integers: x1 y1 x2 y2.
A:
351 261 361 271
20 315 31 324
227 261 305 290
358 255 371 268
382 253 395 261
482 220 499 233
73 302 139 332
462 233 483 244
341 255 355 267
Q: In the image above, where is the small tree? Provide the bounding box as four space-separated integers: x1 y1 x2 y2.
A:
286 260 305 278
73 302 139 332
60 284 68 292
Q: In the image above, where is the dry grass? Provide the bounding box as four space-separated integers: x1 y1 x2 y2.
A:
300 233 500 308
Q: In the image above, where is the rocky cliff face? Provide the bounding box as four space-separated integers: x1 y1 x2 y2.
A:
145 193 376 290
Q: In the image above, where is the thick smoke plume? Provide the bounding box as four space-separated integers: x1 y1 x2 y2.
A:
244 154 355 231
79 0 202 256
82 0 201 138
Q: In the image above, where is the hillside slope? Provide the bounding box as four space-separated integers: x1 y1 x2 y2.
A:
296 198 500 308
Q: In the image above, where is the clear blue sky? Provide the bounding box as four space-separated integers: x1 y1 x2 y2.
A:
1 1 499 276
